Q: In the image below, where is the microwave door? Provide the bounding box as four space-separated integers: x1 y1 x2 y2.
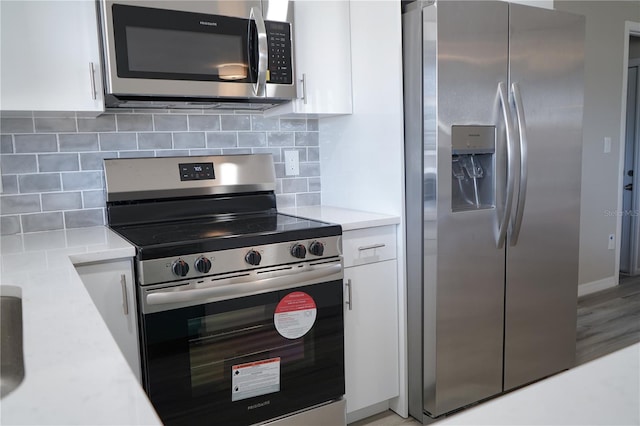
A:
101 1 263 100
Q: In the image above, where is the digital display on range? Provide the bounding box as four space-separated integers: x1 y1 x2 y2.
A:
179 162 215 181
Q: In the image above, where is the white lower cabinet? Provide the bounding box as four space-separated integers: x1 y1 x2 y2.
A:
343 226 399 419
75 258 141 381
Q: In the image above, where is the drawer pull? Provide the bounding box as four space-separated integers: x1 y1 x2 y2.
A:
120 274 129 316
358 243 386 251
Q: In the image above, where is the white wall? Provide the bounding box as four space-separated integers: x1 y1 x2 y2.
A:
554 1 640 292
319 0 407 417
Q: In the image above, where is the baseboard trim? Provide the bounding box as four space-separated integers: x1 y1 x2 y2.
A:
578 277 617 297
346 401 390 424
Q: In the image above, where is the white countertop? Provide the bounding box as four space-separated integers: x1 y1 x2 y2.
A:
280 205 400 231
0 227 161 425
437 342 640 425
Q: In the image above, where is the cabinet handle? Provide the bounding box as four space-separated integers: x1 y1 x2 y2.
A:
345 279 353 311
358 243 386 251
89 62 97 100
301 73 308 104
120 274 129 316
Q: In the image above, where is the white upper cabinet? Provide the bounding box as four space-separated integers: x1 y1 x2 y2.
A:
0 1 105 115
267 0 353 117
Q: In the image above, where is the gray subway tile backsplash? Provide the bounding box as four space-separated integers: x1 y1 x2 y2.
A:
61 171 103 191
82 190 106 208
0 194 41 214
251 116 280 131
1 135 13 153
42 192 83 212
206 132 237 148
295 132 319 147
154 114 188 131
1 154 37 174
280 119 307 131
138 132 172 150
18 173 62 193
14 134 57 153
1 176 18 194
64 209 104 229
1 117 34 134
0 111 321 235
173 132 205 149
21 212 64 233
1 216 22 234
238 132 267 148
116 114 153 131
35 117 77 133
77 114 117 133
38 153 80 172
80 151 118 171
267 132 295 147
188 115 221 131
59 134 99 152
221 115 251 131
99 133 137 151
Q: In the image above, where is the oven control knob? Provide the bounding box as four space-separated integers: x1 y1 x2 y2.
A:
194 257 212 274
291 243 307 259
172 259 190 277
245 250 262 266
309 241 325 257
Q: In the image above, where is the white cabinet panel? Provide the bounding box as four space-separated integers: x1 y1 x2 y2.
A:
267 0 352 117
344 258 399 414
0 1 104 115
75 258 141 381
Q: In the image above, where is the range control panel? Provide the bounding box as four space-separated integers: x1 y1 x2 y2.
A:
179 162 215 181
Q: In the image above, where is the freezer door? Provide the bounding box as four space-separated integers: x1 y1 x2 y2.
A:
504 4 584 391
430 0 509 416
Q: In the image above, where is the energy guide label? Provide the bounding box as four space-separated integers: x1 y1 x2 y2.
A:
274 291 317 339
231 358 280 402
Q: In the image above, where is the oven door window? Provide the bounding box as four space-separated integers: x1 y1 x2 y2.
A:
141 280 344 426
111 4 258 83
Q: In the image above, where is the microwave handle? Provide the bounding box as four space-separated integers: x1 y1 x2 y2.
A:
250 7 268 97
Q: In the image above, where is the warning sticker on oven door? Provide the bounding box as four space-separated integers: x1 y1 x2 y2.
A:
274 291 317 339
231 357 280 402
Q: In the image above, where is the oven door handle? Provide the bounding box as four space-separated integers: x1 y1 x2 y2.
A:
145 262 343 308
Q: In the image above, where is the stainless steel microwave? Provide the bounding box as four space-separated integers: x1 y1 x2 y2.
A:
98 0 297 109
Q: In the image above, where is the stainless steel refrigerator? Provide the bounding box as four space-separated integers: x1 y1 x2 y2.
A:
402 0 585 421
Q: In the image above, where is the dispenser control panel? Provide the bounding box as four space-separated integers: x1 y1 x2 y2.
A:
452 125 496 154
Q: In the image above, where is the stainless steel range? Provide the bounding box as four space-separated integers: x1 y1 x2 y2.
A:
104 154 346 426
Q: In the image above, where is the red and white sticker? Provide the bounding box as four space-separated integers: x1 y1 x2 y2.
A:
231 357 280 402
274 291 317 339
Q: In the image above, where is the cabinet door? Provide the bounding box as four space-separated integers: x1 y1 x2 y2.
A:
344 259 399 414
0 1 104 114
75 259 140 381
267 0 352 116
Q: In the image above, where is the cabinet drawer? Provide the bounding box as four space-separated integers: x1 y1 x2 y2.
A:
342 225 396 267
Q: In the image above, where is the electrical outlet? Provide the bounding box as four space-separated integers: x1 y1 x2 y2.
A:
604 137 612 154
284 150 299 176
608 234 615 250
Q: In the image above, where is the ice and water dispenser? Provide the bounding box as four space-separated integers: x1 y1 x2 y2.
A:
451 125 495 211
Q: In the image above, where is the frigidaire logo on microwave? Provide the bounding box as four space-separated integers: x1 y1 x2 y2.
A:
199 20 218 26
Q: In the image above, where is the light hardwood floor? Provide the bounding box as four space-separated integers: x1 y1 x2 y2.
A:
351 276 640 426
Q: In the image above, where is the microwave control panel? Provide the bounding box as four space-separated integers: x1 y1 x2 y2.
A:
266 21 293 85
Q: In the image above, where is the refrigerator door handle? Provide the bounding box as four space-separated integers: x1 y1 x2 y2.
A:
496 81 517 248
510 82 529 246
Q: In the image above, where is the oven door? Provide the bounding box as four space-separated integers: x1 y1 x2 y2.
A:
138 260 344 426
100 0 295 101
